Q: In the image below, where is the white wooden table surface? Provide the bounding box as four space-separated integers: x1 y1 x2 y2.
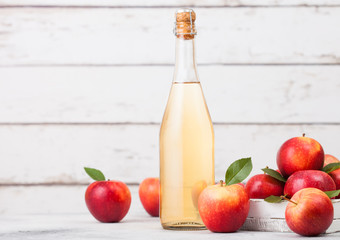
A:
1 186 339 240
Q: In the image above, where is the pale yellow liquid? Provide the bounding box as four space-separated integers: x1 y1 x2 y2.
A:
160 82 214 230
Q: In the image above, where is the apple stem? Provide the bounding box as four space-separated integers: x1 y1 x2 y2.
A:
302 133 306 137
219 180 224 187
281 195 297 205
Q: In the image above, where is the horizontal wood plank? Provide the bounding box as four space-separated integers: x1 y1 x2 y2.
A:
1 0 339 7
0 185 145 216
0 185 89 215
0 124 339 184
1 66 339 123
0 8 340 65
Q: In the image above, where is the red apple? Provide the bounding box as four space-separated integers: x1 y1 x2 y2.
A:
277 135 324 178
85 180 131 222
285 188 334 236
245 174 284 199
284 170 336 198
324 154 340 199
329 170 340 199
198 182 249 232
139 177 160 217
324 154 339 166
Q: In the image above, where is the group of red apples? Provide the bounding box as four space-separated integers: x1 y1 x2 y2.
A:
84 134 340 237
244 134 340 236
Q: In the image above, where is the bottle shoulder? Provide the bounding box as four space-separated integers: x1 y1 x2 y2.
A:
160 82 213 126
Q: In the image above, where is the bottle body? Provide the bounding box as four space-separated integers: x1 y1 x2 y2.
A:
160 83 214 230
160 9 214 230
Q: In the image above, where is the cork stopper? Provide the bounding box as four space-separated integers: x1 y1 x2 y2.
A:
174 9 196 40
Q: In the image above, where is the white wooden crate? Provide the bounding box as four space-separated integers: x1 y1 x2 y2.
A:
241 199 340 233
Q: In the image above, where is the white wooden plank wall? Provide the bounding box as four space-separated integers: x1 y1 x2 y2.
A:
0 0 340 214
1 8 340 65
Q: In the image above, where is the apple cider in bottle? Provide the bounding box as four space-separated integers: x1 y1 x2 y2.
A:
159 9 215 230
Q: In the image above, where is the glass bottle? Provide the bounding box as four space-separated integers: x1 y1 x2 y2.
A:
159 9 215 230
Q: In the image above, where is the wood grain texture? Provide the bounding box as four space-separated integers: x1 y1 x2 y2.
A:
1 66 339 124
1 8 340 65
1 0 339 7
0 124 339 184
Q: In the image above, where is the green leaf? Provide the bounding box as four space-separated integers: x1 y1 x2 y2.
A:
261 167 287 183
324 190 340 198
264 195 283 203
225 157 253 186
84 167 106 181
322 162 340 173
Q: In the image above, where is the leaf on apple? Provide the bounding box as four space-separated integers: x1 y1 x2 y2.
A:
84 167 106 181
261 167 287 183
322 162 340 174
264 195 283 203
225 157 252 186
324 189 340 198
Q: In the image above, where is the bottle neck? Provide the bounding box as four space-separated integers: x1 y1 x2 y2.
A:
173 38 199 83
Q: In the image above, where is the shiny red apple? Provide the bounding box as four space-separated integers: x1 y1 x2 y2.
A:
285 188 334 236
198 182 249 232
284 170 336 198
328 170 340 199
139 177 160 217
277 135 324 178
85 180 131 222
245 174 284 199
324 154 340 199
